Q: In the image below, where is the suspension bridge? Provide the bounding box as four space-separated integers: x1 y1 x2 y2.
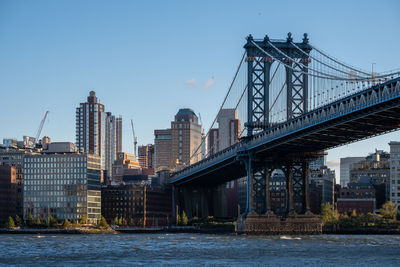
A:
169 33 400 233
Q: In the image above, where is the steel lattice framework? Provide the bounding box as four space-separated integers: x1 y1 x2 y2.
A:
245 33 311 136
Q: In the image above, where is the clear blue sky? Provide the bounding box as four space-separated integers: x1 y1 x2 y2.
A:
1 0 399 181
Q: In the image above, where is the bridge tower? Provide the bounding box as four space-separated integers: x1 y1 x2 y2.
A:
241 33 314 218
244 32 311 136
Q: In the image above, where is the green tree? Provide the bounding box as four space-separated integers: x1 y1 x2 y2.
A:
6 216 15 228
14 215 23 227
27 213 34 227
118 217 123 226
48 215 58 227
181 211 188 226
176 214 181 226
114 216 119 226
320 203 338 226
97 216 110 229
34 217 42 227
62 219 71 229
80 214 88 224
380 201 397 220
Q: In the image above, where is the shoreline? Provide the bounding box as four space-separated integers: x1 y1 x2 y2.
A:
1 227 400 235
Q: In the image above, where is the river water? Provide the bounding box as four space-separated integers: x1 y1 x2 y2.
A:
0 234 399 266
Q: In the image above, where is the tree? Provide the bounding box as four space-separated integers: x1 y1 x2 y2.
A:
181 211 188 226
129 217 134 226
320 203 338 226
27 213 34 227
380 201 397 220
118 217 123 226
14 215 23 227
176 214 181 226
97 216 110 229
72 219 78 226
34 217 42 227
62 219 71 229
80 214 88 224
48 215 58 227
6 216 15 228
114 216 119 226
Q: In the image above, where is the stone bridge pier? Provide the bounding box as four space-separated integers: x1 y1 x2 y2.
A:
237 152 322 234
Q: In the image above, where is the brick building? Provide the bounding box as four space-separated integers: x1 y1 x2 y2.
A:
0 165 17 223
101 184 172 227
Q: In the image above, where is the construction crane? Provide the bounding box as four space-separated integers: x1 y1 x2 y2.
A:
35 111 49 143
130 119 138 156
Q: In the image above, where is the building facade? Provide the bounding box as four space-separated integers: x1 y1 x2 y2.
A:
340 157 364 187
337 178 376 214
138 144 154 169
76 91 122 177
101 184 172 227
171 108 202 167
389 141 400 210
154 129 172 170
112 152 141 184
349 150 390 208
0 144 39 217
0 165 17 223
23 151 102 223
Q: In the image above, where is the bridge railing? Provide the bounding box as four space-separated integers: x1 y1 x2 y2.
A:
171 77 400 180
248 78 400 148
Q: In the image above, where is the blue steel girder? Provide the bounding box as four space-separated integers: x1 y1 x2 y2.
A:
245 34 311 135
170 78 400 187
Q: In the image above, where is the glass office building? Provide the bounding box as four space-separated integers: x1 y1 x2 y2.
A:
23 153 102 223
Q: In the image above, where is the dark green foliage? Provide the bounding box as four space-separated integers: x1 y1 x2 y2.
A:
380 201 397 220
80 214 88 224
14 215 23 227
97 216 110 229
6 216 15 228
27 213 34 227
62 219 71 229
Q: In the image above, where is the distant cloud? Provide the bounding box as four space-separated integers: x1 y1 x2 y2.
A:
184 78 197 88
203 78 215 90
326 160 340 168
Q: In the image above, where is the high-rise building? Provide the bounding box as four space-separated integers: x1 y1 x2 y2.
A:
23 144 102 223
208 129 219 155
154 129 172 170
389 141 400 210
208 109 241 156
340 157 364 187
171 108 202 167
138 144 154 169
309 166 336 208
116 116 123 153
310 154 327 170
216 109 241 150
76 91 122 178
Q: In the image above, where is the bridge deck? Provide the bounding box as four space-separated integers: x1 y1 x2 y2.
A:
170 78 400 186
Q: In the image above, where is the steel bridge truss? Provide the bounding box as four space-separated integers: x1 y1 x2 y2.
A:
245 159 311 215
245 33 311 136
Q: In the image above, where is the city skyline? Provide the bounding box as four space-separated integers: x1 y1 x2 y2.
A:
1 0 400 181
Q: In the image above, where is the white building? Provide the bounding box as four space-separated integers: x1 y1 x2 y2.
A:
23 147 102 223
340 157 364 187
